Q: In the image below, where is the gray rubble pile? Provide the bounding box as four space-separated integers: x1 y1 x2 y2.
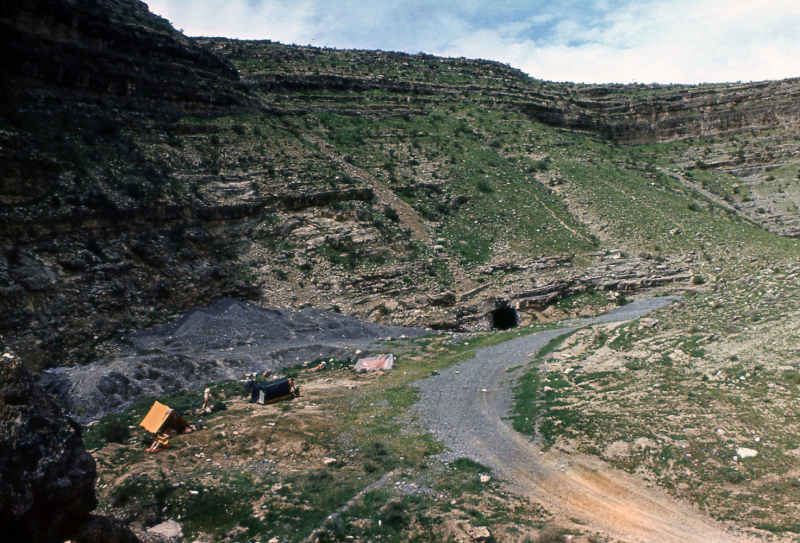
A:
42 298 427 419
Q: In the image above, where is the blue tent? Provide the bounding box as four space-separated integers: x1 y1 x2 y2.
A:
245 377 296 404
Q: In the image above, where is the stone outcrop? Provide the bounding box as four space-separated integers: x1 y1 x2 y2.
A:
0 340 139 542
520 80 800 145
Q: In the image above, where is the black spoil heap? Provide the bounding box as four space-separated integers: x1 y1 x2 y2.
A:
0 343 139 543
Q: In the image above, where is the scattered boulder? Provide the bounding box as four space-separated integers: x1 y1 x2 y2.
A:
8 253 56 291
0 347 97 542
468 525 491 540
427 290 456 307
736 447 758 459
146 519 183 540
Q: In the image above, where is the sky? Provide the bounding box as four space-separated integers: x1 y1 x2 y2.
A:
146 0 800 84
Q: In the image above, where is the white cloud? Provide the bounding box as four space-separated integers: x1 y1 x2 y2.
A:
144 0 800 83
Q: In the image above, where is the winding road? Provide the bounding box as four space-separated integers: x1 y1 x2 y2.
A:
416 297 759 543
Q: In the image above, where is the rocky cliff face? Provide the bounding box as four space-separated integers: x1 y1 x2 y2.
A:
0 340 138 542
0 0 262 371
520 80 800 145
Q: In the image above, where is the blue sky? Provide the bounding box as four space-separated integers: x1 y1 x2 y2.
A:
146 0 800 84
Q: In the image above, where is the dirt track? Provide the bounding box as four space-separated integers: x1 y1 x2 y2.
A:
416 298 761 543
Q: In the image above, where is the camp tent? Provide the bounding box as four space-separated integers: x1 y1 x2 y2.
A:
140 401 190 434
247 377 296 405
353 354 394 373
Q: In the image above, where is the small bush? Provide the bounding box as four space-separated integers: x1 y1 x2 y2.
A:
385 207 400 222
368 441 388 458
380 500 406 527
97 415 131 444
476 179 493 193
722 467 746 484
449 457 491 473
536 526 566 543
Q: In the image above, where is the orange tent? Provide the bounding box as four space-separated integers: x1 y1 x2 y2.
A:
139 401 189 434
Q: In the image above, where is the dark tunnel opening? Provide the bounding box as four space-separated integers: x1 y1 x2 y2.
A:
490 303 518 330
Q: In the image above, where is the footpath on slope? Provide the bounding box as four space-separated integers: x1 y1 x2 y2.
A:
658 167 758 226
415 297 762 543
304 134 431 244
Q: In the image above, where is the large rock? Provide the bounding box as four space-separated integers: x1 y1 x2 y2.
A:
0 346 96 541
74 515 141 543
0 343 138 542
8 253 56 291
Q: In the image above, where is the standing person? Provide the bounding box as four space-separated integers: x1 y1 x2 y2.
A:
202 386 212 410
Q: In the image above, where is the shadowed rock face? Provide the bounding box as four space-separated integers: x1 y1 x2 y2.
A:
0 346 96 542
0 0 245 107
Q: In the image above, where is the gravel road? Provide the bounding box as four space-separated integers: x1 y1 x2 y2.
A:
415 296 759 543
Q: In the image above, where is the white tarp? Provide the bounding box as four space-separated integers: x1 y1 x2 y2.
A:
353 353 394 372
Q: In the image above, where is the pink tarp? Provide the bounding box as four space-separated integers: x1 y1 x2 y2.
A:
353 354 394 372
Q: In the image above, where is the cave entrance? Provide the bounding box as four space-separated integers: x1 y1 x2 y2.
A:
490 303 518 330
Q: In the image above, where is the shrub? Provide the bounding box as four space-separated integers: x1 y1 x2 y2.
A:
476 179 493 193
381 500 406 527
449 457 491 473
385 207 400 222
536 526 566 543
97 415 131 444
722 467 745 484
